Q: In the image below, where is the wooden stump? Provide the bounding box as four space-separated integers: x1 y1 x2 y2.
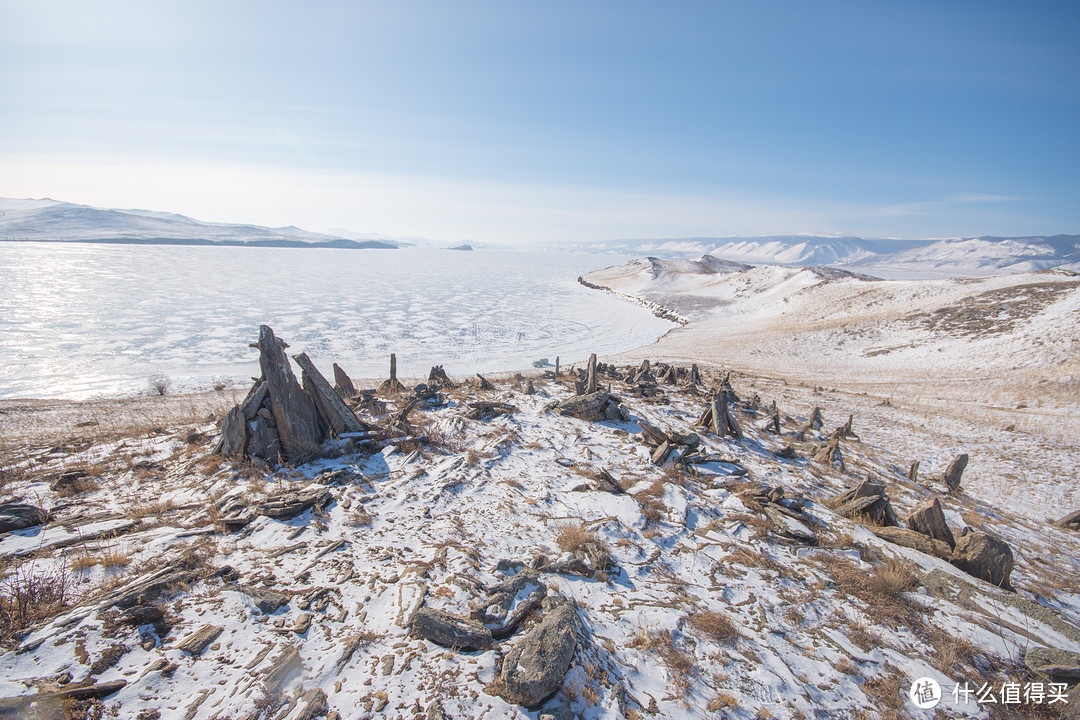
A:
476 373 495 390
908 461 920 483
586 353 598 395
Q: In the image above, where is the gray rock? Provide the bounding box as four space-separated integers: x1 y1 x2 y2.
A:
114 570 195 609
256 488 332 520
906 496 956 549
499 601 579 708
826 480 886 509
122 605 164 626
537 557 594 577
173 624 223 655
0 502 49 533
409 607 492 651
943 453 969 492
1024 647 1080 683
951 531 1014 590
480 570 546 638
538 706 574 720
225 584 289 613
294 688 327 720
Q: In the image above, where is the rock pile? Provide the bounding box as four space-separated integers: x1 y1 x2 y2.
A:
214 326 375 463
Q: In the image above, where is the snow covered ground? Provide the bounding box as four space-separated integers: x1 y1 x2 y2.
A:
2 349 1080 719
2 253 1079 719
585 258 1080 444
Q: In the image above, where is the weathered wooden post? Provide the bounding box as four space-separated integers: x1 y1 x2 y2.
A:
378 353 406 394
908 461 920 483
586 353 598 395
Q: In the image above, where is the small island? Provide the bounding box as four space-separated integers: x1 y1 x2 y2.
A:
447 243 473 251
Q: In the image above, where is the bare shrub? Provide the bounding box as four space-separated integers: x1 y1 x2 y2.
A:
148 375 171 397
0 559 74 646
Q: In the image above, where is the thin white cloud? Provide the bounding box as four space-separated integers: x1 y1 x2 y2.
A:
866 193 1020 218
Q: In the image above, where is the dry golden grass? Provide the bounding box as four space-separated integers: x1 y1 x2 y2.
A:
818 554 922 630
99 546 130 569
687 610 739 643
69 553 99 572
555 523 598 554
858 672 906 719
925 625 981 676
846 620 883 652
629 628 693 681
708 691 739 711
130 498 175 520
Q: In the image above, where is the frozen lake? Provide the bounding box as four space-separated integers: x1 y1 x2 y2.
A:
0 243 672 399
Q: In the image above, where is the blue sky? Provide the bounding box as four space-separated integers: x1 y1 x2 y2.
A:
1 1 1078 243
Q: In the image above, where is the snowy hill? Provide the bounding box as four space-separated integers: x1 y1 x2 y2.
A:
0 198 399 249
571 234 1080 278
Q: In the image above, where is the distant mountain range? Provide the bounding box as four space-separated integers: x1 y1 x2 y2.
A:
0 198 403 249
567 234 1080 278
3 198 1077 277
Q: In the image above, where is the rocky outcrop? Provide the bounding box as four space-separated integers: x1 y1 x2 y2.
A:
498 600 579 708
409 607 492 651
478 571 546 638
0 502 48 533
256 488 332 520
951 531 1014 590
906 496 956 549
827 481 898 526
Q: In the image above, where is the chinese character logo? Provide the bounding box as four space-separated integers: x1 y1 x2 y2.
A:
910 677 942 709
